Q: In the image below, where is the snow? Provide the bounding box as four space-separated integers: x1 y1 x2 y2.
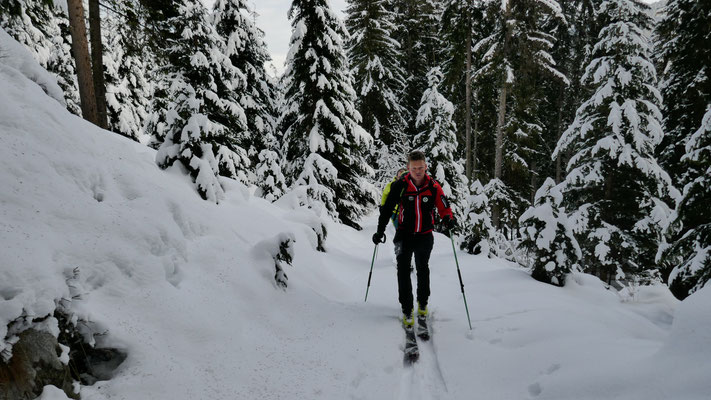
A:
36 386 71 400
1 28 710 400
0 29 65 105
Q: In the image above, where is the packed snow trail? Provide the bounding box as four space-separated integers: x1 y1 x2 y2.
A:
397 313 449 400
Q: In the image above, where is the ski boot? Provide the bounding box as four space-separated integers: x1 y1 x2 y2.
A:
416 305 429 341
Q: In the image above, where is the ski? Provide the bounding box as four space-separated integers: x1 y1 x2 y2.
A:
403 326 419 365
416 314 430 341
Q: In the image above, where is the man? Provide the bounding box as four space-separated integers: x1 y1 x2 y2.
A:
372 151 455 336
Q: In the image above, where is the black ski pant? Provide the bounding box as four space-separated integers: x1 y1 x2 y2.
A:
394 231 434 316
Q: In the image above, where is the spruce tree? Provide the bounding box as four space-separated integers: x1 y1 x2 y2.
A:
0 0 81 115
102 0 153 141
519 178 582 286
440 0 497 183
472 0 566 228
391 0 442 140
663 108 711 299
280 0 376 229
147 0 249 201
544 0 597 183
212 0 282 175
255 72 288 202
345 0 406 181
461 179 495 256
655 0 711 185
553 0 675 285
414 67 469 233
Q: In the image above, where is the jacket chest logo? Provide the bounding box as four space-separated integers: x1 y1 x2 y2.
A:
422 197 429 203
408 196 415 201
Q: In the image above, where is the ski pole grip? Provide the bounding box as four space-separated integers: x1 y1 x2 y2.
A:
380 233 387 244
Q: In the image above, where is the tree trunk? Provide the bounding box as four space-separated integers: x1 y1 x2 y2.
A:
554 84 566 183
88 0 108 129
66 0 98 125
492 1 513 229
492 83 508 228
472 91 479 180
465 16 473 182
530 158 537 204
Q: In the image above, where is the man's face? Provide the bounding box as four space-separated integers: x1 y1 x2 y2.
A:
408 160 427 182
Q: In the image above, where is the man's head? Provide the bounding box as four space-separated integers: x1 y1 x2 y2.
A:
407 151 427 184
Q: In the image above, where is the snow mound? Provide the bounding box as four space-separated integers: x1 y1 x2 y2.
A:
0 28 65 104
660 285 711 359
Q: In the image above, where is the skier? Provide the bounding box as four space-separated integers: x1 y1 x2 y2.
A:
380 167 408 229
372 151 455 338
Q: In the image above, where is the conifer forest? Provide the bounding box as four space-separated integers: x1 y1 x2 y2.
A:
1 0 709 299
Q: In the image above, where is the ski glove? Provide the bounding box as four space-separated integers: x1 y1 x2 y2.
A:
372 231 386 245
442 216 456 233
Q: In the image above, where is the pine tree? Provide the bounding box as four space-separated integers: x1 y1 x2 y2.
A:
102 0 153 141
519 178 582 286
280 0 376 229
0 0 81 115
147 0 249 201
414 67 469 233
439 0 491 182
391 0 442 140
553 0 675 285
544 0 597 183
484 177 525 259
663 107 711 299
461 179 495 256
655 0 711 185
472 0 567 227
212 0 282 179
345 0 406 181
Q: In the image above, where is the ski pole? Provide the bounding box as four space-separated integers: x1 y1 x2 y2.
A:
450 235 473 330
365 233 386 302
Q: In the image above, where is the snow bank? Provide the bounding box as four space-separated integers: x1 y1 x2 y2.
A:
0 28 65 105
0 26 333 396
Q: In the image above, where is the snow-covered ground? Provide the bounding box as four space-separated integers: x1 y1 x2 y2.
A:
2 30 710 400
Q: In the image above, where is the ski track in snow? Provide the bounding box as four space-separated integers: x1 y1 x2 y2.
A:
398 314 449 400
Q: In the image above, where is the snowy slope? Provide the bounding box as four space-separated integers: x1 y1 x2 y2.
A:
2 29 710 400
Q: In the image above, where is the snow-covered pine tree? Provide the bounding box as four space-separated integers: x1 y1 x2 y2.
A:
662 107 711 299
655 0 711 186
254 71 287 202
414 67 469 234
553 0 676 285
439 0 498 183
212 0 285 199
484 177 524 260
147 0 250 201
102 0 153 142
461 179 495 256
279 0 376 229
0 0 80 115
544 0 598 182
519 178 582 286
391 0 442 140
476 0 567 227
345 0 406 182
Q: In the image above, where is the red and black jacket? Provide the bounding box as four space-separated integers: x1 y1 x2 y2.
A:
378 173 453 235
